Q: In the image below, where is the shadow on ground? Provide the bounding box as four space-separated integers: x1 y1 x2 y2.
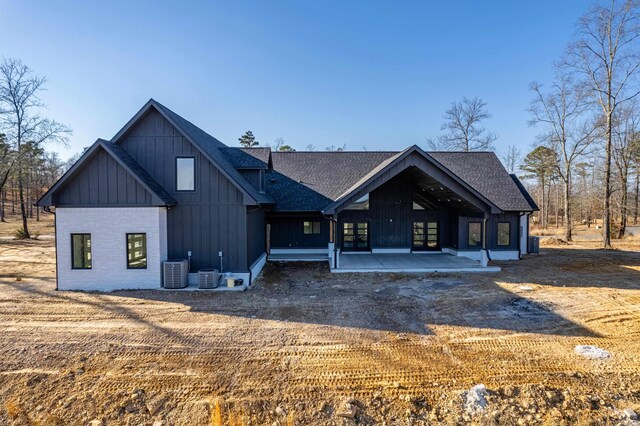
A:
109 252 604 337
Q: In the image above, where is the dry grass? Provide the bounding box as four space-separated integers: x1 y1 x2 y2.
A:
0 237 639 424
0 213 55 239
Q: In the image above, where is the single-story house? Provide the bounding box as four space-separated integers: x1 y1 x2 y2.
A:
37 99 538 291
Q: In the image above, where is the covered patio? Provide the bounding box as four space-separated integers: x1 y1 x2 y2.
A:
335 252 500 273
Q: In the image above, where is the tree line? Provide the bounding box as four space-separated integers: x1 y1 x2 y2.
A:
429 1 640 247
0 58 71 237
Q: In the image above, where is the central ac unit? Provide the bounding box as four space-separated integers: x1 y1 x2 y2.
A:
198 269 220 289
163 260 189 289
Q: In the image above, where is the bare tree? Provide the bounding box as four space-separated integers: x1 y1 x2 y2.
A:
0 58 70 238
562 0 640 247
305 143 317 151
501 144 522 173
271 137 295 151
325 144 346 151
429 97 497 151
529 76 598 241
612 103 640 236
0 133 15 222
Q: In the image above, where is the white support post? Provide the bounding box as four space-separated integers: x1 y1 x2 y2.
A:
480 249 489 267
328 242 335 269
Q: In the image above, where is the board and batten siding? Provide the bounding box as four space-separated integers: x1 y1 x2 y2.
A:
118 109 248 272
338 174 452 250
54 148 152 206
268 214 330 249
247 207 266 266
56 207 167 291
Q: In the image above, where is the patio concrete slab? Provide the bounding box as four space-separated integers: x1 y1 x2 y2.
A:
336 252 500 273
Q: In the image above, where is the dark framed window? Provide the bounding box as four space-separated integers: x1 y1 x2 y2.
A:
303 221 321 235
497 222 510 246
468 222 482 246
127 233 147 269
71 234 92 269
176 157 195 191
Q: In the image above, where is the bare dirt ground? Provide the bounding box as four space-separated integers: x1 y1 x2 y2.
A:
1 217 640 425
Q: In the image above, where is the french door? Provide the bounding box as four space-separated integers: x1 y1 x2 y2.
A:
413 221 439 251
342 222 369 251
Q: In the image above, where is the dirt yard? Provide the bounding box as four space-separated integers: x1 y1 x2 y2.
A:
0 218 639 425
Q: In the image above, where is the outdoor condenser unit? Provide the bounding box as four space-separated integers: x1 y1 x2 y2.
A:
528 236 540 254
198 269 220 289
163 260 189 289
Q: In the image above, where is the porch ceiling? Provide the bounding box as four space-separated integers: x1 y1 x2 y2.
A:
402 167 484 214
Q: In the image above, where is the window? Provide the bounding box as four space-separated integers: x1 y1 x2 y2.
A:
412 191 426 210
176 157 195 191
127 233 147 269
346 193 369 210
71 234 92 269
497 222 510 246
259 169 266 193
468 222 482 246
303 221 321 235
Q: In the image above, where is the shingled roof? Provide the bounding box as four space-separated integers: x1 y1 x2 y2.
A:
37 139 177 207
220 147 270 169
428 151 534 211
267 149 535 212
267 151 398 211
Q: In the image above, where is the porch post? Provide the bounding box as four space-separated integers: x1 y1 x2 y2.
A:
481 214 489 267
328 218 337 269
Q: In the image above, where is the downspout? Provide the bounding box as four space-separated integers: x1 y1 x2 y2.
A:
518 212 525 260
482 215 491 264
43 206 58 291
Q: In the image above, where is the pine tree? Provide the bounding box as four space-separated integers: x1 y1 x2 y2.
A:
238 131 259 148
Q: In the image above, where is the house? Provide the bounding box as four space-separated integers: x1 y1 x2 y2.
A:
37 100 537 291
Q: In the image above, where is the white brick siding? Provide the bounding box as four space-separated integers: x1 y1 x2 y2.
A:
56 207 167 291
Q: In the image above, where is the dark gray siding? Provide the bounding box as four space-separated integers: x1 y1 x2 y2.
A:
119 109 248 272
247 207 266 265
457 215 485 251
54 148 152 206
457 212 519 251
239 169 263 191
488 212 520 250
338 175 452 250
268 214 330 248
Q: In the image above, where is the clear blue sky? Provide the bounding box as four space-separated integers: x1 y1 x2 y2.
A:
1 1 591 160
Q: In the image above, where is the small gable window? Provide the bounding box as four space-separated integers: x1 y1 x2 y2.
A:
176 157 195 191
71 234 92 269
303 221 321 235
346 193 369 210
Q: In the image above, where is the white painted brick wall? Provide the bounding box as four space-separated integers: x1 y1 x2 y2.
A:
56 207 167 291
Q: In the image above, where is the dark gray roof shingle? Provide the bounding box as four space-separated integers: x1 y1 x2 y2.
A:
428 151 534 211
268 149 535 212
220 147 270 169
267 151 398 211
